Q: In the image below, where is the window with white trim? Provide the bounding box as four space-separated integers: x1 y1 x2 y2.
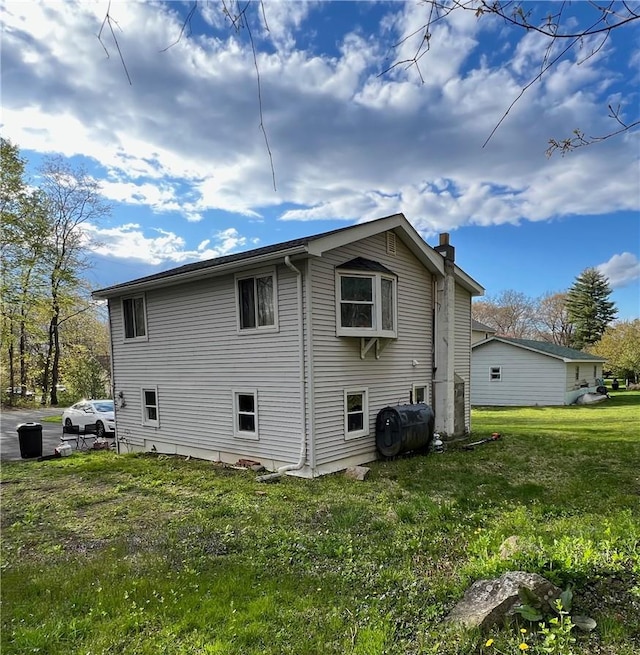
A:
233 390 259 440
575 366 580 381
336 272 397 338
344 388 369 439
123 296 147 339
142 387 159 427
413 384 428 404
490 366 502 381
236 270 277 331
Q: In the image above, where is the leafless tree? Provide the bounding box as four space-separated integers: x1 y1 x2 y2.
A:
388 1 639 154
534 292 574 346
473 290 537 338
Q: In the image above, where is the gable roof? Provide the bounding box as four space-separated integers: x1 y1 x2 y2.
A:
93 213 484 299
472 319 496 333
472 336 607 363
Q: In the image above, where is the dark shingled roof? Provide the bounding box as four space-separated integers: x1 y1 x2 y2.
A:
476 336 606 361
94 215 401 296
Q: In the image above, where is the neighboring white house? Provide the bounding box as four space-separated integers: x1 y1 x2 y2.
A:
93 213 484 477
471 337 607 406
472 319 496 344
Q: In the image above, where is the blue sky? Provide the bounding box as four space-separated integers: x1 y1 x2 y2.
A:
3 1 639 319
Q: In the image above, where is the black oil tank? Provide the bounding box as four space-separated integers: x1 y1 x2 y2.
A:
375 404 435 458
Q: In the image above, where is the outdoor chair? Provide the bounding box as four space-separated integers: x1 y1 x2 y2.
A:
61 424 98 450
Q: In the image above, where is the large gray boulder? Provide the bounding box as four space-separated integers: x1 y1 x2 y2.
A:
447 571 561 630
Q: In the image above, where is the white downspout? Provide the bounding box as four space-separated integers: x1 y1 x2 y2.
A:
257 256 307 481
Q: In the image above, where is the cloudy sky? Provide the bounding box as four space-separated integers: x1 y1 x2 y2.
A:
3 0 639 318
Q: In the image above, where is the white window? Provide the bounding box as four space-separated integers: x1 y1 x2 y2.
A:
142 387 159 427
236 270 277 331
123 296 147 340
233 390 259 440
575 366 580 381
344 388 369 439
336 272 397 338
490 366 502 381
413 384 428 404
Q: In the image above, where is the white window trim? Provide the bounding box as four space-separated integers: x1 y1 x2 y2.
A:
141 386 159 427
412 383 429 404
234 268 279 334
233 389 259 440
344 387 369 440
490 366 502 382
335 271 397 338
122 294 148 342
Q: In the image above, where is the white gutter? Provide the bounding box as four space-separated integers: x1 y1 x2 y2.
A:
257 255 307 481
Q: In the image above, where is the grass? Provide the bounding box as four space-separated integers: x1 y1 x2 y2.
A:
1 394 639 655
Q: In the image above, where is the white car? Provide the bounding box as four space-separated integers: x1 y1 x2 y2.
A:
62 399 115 438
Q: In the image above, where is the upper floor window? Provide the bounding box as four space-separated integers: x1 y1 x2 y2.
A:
123 296 147 339
336 259 397 338
490 366 502 381
236 270 278 331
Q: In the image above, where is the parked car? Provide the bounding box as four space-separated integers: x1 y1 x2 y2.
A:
62 399 115 437
4 387 35 397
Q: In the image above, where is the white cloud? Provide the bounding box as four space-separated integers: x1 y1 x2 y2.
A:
84 223 247 265
1 0 638 237
598 252 640 289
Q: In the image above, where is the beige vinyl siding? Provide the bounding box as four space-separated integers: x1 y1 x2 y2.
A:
471 341 566 406
109 263 304 461
454 284 472 431
310 232 434 467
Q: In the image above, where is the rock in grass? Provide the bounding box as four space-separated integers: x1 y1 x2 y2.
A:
344 466 370 481
446 571 560 630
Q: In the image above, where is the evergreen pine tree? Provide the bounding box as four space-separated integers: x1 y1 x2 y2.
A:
566 268 617 350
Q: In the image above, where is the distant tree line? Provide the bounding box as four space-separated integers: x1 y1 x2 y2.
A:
473 270 639 383
1 138 111 406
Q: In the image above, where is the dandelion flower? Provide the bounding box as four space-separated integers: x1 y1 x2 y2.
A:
519 644 529 651
520 628 527 634
485 638 494 647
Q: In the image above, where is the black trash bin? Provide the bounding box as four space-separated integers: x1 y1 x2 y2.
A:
17 422 43 459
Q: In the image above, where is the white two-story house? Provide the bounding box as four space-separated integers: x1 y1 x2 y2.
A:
93 213 484 477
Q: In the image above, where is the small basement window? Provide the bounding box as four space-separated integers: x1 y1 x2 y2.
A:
233 390 259 440
142 387 159 427
490 366 502 381
413 384 428 404
344 388 369 439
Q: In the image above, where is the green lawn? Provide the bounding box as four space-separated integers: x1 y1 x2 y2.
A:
2 394 639 655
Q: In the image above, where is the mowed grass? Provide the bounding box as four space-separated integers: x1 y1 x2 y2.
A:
1 393 639 655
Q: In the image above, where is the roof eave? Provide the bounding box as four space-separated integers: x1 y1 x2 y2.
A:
92 244 309 300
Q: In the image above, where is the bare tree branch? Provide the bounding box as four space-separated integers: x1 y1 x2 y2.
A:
97 1 132 85
160 1 198 53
